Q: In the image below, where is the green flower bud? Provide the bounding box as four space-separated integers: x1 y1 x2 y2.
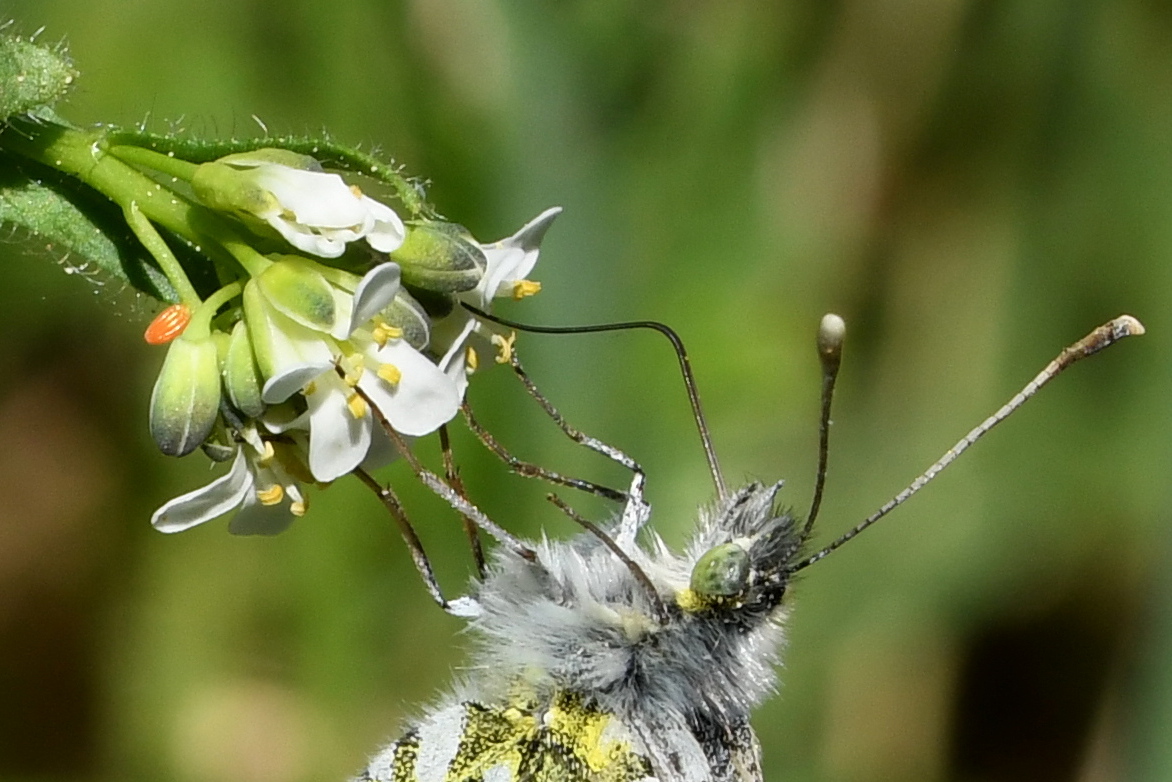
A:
255 257 336 332
390 222 486 293
149 333 222 457
222 320 266 418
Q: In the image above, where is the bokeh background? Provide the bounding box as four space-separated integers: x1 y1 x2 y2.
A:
0 2 1169 781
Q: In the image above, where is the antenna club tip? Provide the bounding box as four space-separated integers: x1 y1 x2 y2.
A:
1115 314 1145 337
817 313 846 358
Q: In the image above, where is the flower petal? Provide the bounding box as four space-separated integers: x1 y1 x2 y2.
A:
253 165 370 229
360 340 461 437
151 450 253 533
306 376 372 481
343 262 402 339
478 207 561 301
262 361 333 404
362 197 407 253
229 492 298 536
435 315 478 398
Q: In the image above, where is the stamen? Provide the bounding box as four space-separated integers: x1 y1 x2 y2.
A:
257 485 284 506
290 498 308 517
343 355 365 387
377 363 402 386
372 321 404 348
349 184 364 199
492 332 517 364
304 380 317 396
466 346 479 373
512 279 542 300
258 441 276 467
347 391 369 419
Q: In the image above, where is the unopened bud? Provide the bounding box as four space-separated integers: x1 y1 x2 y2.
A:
390 222 487 293
149 334 222 457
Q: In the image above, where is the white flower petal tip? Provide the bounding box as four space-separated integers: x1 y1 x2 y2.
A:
362 198 407 253
510 207 563 251
150 451 253 533
348 263 402 336
262 362 334 404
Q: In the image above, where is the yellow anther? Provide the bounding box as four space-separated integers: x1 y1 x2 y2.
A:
349 184 364 199
258 441 276 467
303 380 317 396
372 321 404 348
512 279 542 300
377 363 402 386
290 499 308 517
492 331 517 364
257 484 284 506
346 391 369 419
343 365 365 387
466 346 479 373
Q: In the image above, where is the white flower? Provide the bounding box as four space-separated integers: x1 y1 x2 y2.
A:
192 150 406 258
472 206 562 305
245 259 461 482
433 207 562 393
151 430 309 536
261 329 460 482
245 163 405 257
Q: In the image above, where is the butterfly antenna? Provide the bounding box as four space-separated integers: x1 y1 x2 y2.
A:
789 314 1145 574
463 304 728 500
802 313 846 541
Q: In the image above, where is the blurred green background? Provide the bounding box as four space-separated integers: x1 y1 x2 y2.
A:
0 2 1169 781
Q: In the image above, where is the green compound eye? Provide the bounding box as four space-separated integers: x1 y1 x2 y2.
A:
690 543 751 597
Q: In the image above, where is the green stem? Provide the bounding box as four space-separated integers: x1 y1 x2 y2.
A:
108 144 200 181
123 201 201 307
186 281 243 339
0 122 258 283
219 236 271 277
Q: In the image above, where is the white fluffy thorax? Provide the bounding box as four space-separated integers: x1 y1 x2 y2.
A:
464 483 798 729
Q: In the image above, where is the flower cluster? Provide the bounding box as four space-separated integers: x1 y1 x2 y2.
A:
111 146 558 535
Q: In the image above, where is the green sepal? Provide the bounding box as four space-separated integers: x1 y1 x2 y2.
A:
222 321 266 418
190 159 276 216
255 257 336 332
149 334 222 457
390 221 486 293
0 34 78 121
383 290 431 350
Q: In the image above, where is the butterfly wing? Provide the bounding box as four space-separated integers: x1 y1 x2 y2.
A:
358 697 656 782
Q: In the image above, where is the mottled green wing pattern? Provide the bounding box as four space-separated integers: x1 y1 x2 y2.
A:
359 695 655 782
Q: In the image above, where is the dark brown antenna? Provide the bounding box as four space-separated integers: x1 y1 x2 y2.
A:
462 303 728 501
790 314 1145 574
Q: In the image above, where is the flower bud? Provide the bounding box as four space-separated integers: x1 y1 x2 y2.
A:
222 321 266 418
390 222 486 293
254 257 336 332
149 333 222 457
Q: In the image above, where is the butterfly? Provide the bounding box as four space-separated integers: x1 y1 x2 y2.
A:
351 313 1142 782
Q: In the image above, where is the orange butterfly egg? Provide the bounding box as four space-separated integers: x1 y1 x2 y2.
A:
144 304 192 345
